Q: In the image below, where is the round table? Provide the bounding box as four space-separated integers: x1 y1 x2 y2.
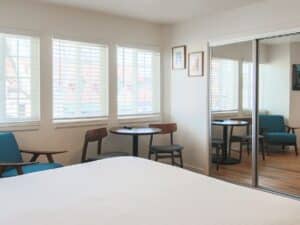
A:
212 119 249 164
110 127 161 157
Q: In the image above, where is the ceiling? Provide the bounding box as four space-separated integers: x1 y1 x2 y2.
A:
33 0 263 24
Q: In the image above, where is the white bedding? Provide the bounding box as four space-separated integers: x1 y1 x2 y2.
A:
1 157 300 225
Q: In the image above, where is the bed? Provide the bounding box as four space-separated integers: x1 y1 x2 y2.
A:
1 157 300 225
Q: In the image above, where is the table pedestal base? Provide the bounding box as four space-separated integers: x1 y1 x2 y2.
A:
212 154 240 165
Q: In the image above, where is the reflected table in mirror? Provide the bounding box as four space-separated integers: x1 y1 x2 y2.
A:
212 119 249 165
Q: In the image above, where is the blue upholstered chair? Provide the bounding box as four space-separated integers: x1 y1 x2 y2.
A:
0 132 67 178
259 115 298 155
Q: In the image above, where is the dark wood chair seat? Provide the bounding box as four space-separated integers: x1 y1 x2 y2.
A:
150 144 183 153
148 123 184 168
81 128 129 163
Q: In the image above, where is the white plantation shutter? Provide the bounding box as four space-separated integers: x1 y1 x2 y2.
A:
53 39 108 120
242 62 254 111
211 58 239 112
117 46 160 116
0 33 40 124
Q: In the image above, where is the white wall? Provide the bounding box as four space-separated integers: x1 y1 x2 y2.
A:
0 0 164 165
259 44 290 118
163 0 300 174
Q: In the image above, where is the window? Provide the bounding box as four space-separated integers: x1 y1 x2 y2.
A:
117 46 160 117
0 33 40 124
242 62 254 111
53 39 108 121
211 58 239 112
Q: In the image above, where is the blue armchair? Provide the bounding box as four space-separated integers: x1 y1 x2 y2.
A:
0 132 67 178
259 115 298 155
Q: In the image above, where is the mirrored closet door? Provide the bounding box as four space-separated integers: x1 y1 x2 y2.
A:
209 33 300 199
258 34 300 197
209 40 254 187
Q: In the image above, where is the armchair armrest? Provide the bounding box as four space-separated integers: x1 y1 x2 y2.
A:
0 162 38 176
20 150 67 163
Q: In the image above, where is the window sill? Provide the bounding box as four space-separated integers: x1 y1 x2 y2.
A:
0 121 40 132
53 118 109 129
118 114 162 125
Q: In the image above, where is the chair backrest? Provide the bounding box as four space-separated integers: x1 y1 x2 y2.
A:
259 115 285 133
149 123 177 145
81 128 108 162
230 117 252 136
0 132 23 163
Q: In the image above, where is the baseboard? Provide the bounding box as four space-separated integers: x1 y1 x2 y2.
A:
184 164 206 174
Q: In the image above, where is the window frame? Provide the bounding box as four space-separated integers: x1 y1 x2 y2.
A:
116 45 162 120
211 57 253 116
52 38 110 125
0 32 41 131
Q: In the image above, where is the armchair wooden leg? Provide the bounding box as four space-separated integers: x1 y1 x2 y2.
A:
295 144 298 156
16 166 24 175
46 154 55 163
30 153 40 162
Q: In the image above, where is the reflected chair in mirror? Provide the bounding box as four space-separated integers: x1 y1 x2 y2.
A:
240 135 266 160
212 138 224 171
229 117 252 160
259 115 298 155
81 128 129 163
148 123 184 168
0 132 66 178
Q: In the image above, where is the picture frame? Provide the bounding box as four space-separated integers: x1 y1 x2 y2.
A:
172 45 186 70
292 64 300 90
188 51 204 77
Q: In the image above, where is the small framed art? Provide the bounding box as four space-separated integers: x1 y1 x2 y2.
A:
172 45 186 70
293 64 300 90
188 51 204 77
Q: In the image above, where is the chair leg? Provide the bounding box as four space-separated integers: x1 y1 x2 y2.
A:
260 140 265 160
148 151 152 159
171 152 175 165
247 142 250 156
295 143 298 156
228 141 232 157
216 146 220 171
179 151 184 168
155 152 158 161
239 142 243 162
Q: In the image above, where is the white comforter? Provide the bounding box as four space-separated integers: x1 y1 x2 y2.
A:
1 157 300 225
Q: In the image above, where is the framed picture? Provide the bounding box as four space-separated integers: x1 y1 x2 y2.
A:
172 45 186 70
188 51 204 77
292 64 300 90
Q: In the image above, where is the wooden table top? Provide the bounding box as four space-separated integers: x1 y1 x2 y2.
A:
110 127 161 136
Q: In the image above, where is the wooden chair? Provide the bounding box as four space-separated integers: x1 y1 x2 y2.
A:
81 128 129 163
229 117 252 160
148 123 184 168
